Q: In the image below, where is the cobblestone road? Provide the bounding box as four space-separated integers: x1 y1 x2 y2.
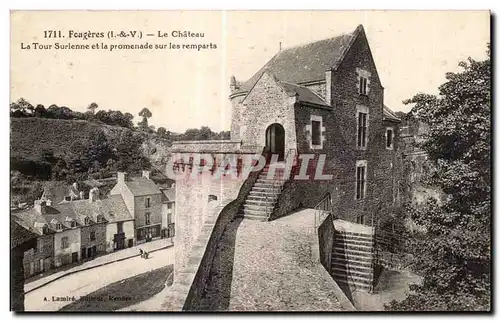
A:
198 210 343 311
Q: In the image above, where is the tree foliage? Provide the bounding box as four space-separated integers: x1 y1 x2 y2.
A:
386 46 490 311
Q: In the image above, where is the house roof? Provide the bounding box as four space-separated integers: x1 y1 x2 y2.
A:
12 194 134 234
233 26 359 95
161 188 175 203
383 105 401 123
125 176 161 196
11 221 38 249
280 81 330 107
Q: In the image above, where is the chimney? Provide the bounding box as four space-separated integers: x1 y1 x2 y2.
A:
79 191 85 200
46 199 52 206
89 187 99 202
117 172 127 184
34 200 47 214
72 182 78 191
325 69 332 106
230 75 239 93
279 41 282 51
142 170 150 179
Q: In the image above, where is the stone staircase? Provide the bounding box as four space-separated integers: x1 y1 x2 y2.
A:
237 164 287 221
331 230 374 292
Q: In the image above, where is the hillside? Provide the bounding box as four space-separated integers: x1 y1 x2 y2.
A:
10 117 172 171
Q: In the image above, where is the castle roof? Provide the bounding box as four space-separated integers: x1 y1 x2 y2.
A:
233 26 362 95
383 105 401 123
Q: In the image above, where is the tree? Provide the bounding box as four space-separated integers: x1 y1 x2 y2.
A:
157 127 167 137
88 102 98 114
138 108 152 130
387 45 490 311
34 104 46 117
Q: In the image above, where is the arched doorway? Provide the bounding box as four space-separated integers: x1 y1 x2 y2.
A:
265 123 285 161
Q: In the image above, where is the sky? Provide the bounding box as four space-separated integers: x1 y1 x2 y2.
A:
10 10 490 133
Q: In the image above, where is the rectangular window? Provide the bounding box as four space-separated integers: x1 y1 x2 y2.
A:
145 212 151 225
386 128 394 149
359 77 368 95
167 213 172 225
356 215 366 225
61 236 69 249
167 203 172 209
90 231 96 241
145 197 151 208
357 112 368 148
117 222 123 233
311 120 321 146
38 239 44 253
356 162 367 200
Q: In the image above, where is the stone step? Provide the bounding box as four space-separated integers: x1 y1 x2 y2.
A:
251 187 278 193
333 277 372 292
243 204 273 212
249 190 278 197
333 243 373 253
254 182 280 188
332 247 373 258
331 262 373 274
331 256 373 269
336 230 374 240
256 177 285 184
236 212 268 221
246 194 276 201
332 270 373 285
335 237 373 247
242 207 272 216
245 199 275 207
331 266 373 279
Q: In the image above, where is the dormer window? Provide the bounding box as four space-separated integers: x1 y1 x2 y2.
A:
71 221 76 228
56 223 63 231
42 225 49 234
84 217 91 225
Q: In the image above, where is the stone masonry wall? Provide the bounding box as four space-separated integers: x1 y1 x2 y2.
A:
183 167 260 310
318 213 335 274
174 164 249 277
80 223 107 253
234 72 297 152
305 82 327 101
290 30 399 223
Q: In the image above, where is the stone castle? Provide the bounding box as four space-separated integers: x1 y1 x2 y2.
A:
165 24 406 310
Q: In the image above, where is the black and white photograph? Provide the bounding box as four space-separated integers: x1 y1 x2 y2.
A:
8 10 491 312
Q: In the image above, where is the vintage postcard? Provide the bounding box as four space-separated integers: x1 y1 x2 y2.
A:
10 10 491 312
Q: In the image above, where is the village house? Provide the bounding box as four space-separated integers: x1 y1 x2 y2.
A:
160 187 176 238
110 171 163 244
12 210 55 278
12 183 136 276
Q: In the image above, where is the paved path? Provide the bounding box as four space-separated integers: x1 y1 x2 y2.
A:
25 238 173 293
197 209 343 311
24 245 174 311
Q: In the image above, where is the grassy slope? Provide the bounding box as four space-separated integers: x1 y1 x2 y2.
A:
59 265 173 311
10 117 130 161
